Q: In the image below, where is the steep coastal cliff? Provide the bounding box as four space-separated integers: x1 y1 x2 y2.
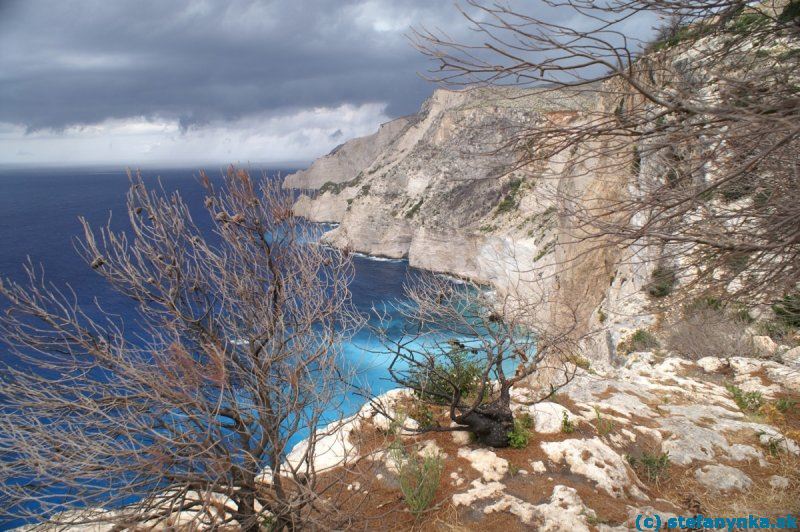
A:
285 85 653 363
283 116 414 190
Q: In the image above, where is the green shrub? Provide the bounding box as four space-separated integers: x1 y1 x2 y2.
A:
567 354 591 370
773 293 800 329
561 411 575 434
618 329 660 355
508 421 530 449
627 451 670 483
318 173 363 195
410 344 482 404
776 397 797 414
649 25 704 52
730 11 770 34
756 431 787 457
391 444 443 518
507 413 534 449
726 383 764 413
495 195 517 215
645 265 676 298
593 406 615 436
494 178 523 216
405 198 424 219
408 402 437 430
534 240 555 262
779 0 800 22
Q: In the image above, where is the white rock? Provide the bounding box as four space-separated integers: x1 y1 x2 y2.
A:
696 356 726 373
634 426 663 446
540 437 647 499
279 415 361 475
484 494 538 524
535 485 595 532
371 410 419 434
780 346 800 368
694 464 752 493
457 447 509 481
482 485 595 530
727 444 765 464
528 402 574 434
753 336 778 356
451 479 505 506
417 439 445 459
530 460 547 473
733 373 782 398
623 351 656 371
758 429 800 455
450 421 472 445
363 389 419 435
769 475 790 489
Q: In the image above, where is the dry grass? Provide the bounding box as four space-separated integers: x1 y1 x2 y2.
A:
659 453 800 518
665 306 754 359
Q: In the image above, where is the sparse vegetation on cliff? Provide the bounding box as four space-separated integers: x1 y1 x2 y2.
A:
373 274 578 448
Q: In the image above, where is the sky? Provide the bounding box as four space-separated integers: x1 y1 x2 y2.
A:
0 0 658 168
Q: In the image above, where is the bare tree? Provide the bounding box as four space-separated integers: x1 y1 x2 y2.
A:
373 274 577 447
413 0 800 310
0 169 364 530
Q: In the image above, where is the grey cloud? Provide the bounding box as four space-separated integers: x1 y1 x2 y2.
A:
0 1 660 135
0 0 455 131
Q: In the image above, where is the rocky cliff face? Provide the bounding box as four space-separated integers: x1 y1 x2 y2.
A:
285 86 655 364
283 116 413 190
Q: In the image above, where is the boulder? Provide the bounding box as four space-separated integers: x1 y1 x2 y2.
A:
696 356 726 373
769 475 790 489
528 402 574 434
780 346 800 368
540 437 647 499
457 447 509 481
694 464 752 493
752 335 778 357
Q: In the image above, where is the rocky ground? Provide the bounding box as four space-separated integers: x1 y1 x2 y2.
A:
314 345 799 530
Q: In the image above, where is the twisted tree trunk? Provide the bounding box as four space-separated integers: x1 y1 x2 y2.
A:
456 397 514 448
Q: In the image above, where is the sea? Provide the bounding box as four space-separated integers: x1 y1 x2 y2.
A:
0 166 417 528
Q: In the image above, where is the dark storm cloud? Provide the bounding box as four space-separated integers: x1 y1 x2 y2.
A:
0 0 456 131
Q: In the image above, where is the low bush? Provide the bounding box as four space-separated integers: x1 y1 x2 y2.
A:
665 304 753 359
405 198 424 219
618 329 660 355
391 444 444 518
494 178 523 216
507 413 533 449
561 411 575 434
726 383 764 413
645 265 676 298
627 451 670 483
410 345 483 405
593 406 615 436
773 293 800 329
776 397 797 414
408 402 437 430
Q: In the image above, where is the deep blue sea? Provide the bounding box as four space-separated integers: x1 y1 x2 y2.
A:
0 166 415 528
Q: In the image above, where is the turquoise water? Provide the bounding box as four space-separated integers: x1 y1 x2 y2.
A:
0 167 418 527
